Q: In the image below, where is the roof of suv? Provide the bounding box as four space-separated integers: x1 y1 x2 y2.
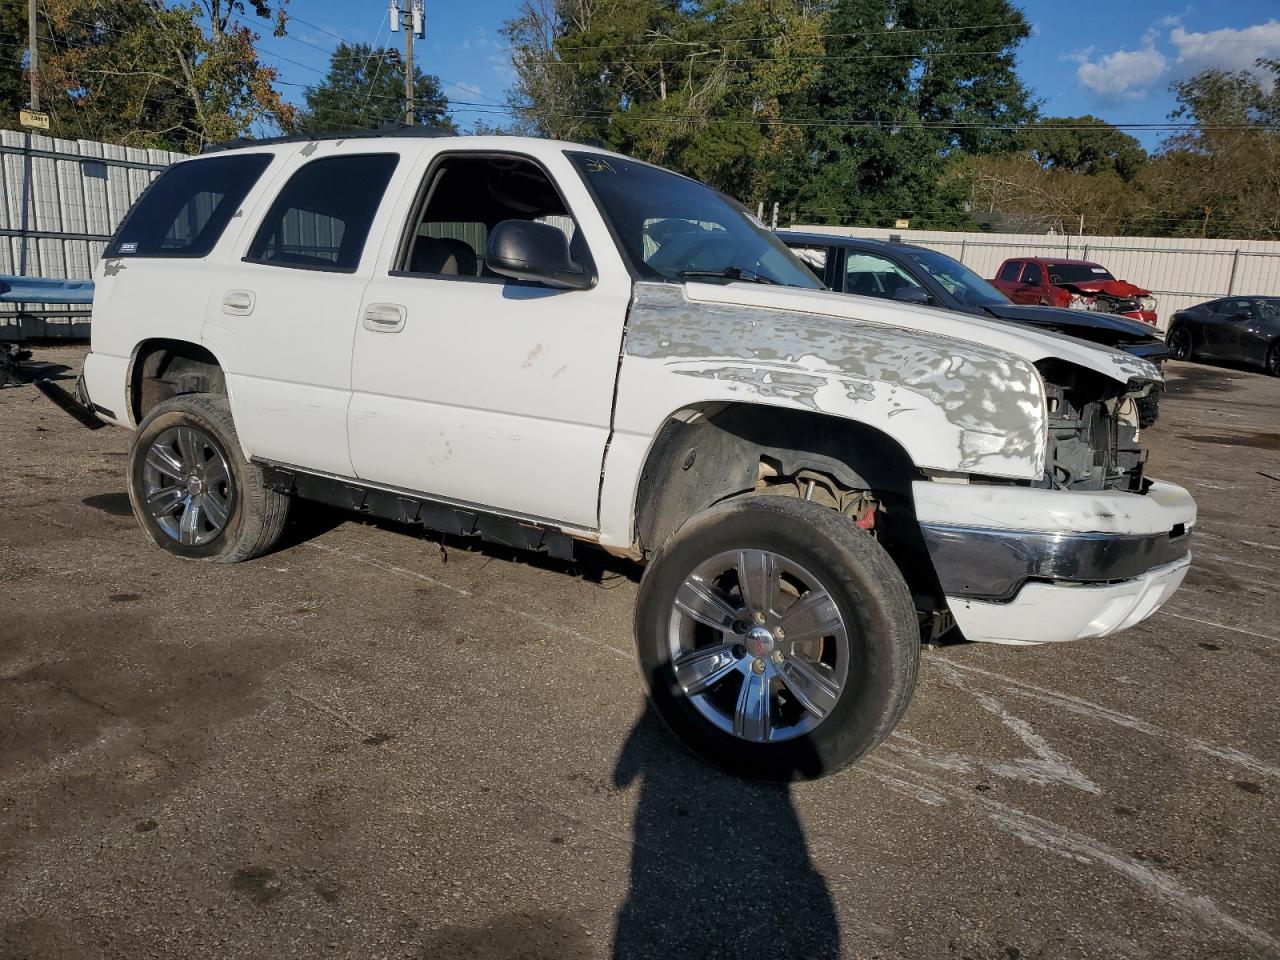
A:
201 125 616 159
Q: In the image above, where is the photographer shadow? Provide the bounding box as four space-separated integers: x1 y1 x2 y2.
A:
611 706 840 960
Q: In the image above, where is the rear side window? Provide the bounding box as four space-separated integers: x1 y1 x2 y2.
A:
245 154 399 272
106 153 271 258
997 261 1021 282
1021 262 1043 284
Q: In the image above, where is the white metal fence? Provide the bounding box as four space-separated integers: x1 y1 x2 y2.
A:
0 129 185 337
792 224 1280 330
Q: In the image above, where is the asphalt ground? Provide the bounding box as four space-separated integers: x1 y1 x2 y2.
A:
1 346 1277 960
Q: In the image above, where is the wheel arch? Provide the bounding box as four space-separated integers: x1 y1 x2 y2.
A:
630 401 942 609
128 338 227 426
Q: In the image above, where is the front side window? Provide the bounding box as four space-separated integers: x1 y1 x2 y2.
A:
106 153 271 258
901 248 1008 308
998 261 1022 282
398 154 587 279
843 252 924 299
1021 263 1043 285
569 152 821 288
245 153 399 272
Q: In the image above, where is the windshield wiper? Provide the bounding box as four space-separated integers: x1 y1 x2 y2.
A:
677 267 778 285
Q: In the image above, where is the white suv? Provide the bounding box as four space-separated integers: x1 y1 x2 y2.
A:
53 131 1195 778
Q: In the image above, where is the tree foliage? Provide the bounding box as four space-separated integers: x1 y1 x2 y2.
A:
0 0 295 151
301 41 452 132
505 0 1036 226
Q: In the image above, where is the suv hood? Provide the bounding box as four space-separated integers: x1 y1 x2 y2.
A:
981 302 1162 346
684 282 1161 385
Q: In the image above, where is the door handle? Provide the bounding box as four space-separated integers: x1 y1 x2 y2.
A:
221 289 255 316
363 302 406 333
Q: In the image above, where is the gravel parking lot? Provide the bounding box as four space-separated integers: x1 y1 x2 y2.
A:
2 346 1277 960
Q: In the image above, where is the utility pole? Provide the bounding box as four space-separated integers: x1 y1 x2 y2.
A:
389 0 425 126
27 0 40 111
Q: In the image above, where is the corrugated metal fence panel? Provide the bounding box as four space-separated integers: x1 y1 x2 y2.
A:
795 225 1280 329
0 129 186 336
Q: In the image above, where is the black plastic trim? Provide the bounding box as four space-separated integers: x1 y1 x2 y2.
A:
258 463 577 562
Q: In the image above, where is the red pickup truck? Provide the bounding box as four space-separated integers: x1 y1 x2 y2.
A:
992 257 1157 325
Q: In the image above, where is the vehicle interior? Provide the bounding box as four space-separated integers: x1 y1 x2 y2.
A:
401 155 589 278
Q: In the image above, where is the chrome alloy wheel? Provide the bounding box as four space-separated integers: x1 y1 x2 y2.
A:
141 426 234 546
667 549 851 743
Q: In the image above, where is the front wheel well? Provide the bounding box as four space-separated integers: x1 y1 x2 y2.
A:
632 403 941 610
130 339 226 425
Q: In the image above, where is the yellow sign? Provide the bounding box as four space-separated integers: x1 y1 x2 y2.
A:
19 109 50 130
893 218 910 229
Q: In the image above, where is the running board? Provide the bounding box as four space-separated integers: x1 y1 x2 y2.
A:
259 464 576 562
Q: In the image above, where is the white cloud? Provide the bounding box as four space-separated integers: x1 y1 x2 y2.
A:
1076 44 1168 99
1170 20 1280 84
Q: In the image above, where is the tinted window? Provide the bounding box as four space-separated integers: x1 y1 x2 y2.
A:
902 248 1007 307
998 261 1022 282
106 154 271 258
1220 299 1253 318
844 252 924 299
1021 263 1043 285
246 154 399 272
1044 263 1114 283
569 152 820 288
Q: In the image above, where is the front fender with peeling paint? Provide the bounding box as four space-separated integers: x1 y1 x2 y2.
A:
613 282 1049 480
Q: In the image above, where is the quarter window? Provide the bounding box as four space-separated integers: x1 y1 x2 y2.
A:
245 153 399 272
106 153 271 259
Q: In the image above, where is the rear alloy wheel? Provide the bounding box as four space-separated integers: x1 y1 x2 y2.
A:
128 394 289 562
1267 343 1280 377
636 495 919 780
1167 326 1193 361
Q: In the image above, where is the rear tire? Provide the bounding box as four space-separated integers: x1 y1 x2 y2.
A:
1266 342 1280 377
127 394 289 562
635 495 919 781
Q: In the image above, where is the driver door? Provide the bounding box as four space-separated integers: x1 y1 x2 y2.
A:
346 149 631 529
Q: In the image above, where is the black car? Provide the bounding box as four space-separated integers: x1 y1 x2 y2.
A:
778 231 1167 424
1165 297 1280 377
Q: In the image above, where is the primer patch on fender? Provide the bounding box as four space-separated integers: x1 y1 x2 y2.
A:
625 283 1048 474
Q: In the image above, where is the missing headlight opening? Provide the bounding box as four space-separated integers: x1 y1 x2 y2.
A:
1035 360 1147 493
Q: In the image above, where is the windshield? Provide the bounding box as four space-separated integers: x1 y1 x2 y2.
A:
900 247 1008 308
567 152 822 288
1256 299 1280 320
1045 263 1115 284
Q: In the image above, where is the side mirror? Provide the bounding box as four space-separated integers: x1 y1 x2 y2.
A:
892 286 931 305
485 220 593 290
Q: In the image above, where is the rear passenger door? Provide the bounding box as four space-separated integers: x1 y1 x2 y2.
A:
202 146 416 477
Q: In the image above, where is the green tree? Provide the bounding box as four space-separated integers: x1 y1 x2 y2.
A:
301 41 452 132
22 0 296 151
774 0 1036 228
1027 115 1147 181
0 0 35 128
1142 61 1280 238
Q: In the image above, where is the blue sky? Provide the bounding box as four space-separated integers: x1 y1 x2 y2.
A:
260 1 1280 150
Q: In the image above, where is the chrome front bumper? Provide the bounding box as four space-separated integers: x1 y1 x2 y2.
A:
919 523 1191 602
912 479 1196 644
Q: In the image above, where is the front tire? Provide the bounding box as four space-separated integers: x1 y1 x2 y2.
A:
1167 325 1193 361
1266 342 1280 377
127 394 289 562
635 495 919 781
